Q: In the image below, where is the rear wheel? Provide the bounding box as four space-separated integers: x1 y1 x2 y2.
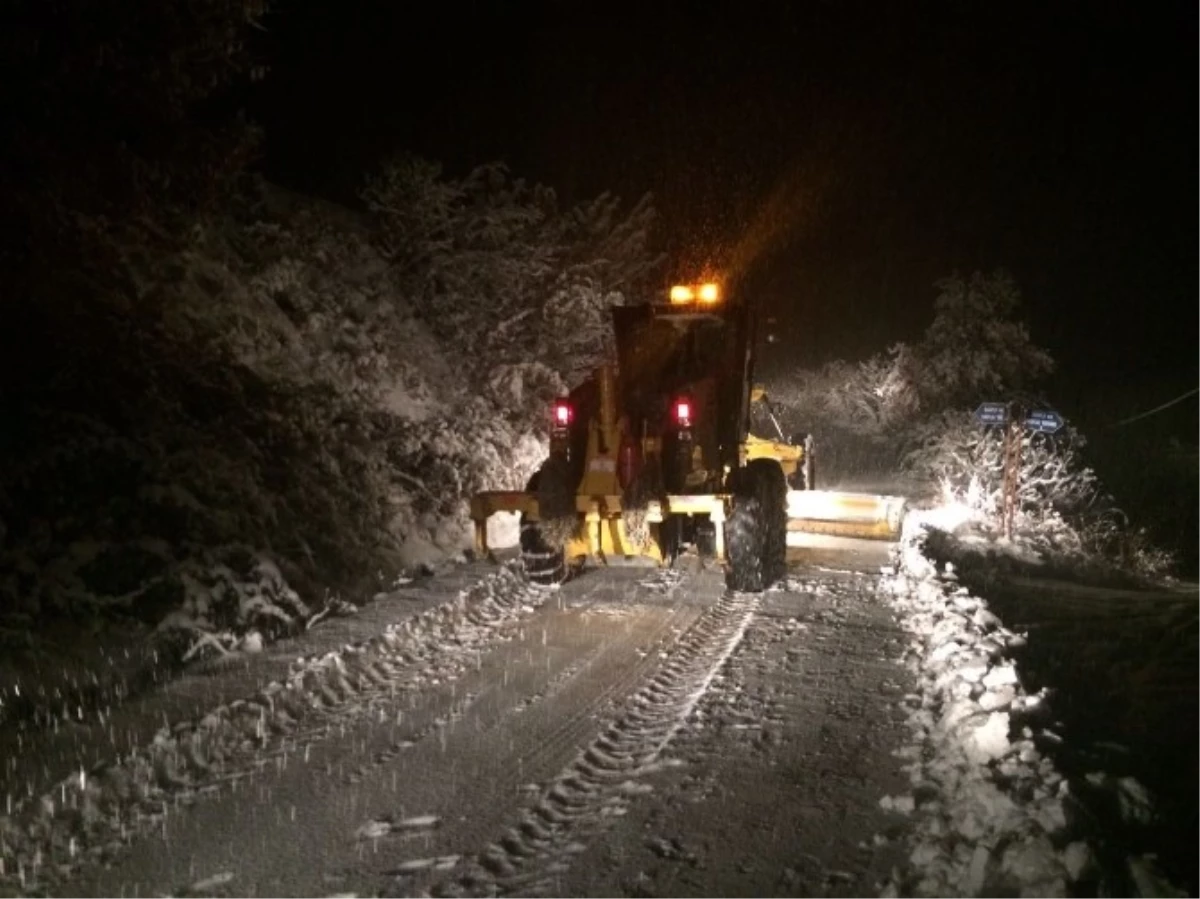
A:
758 461 788 588
694 519 717 559
659 514 684 565
520 458 573 585
725 458 788 593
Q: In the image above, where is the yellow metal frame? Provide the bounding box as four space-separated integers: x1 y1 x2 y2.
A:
469 487 730 564
470 490 538 557
742 432 803 480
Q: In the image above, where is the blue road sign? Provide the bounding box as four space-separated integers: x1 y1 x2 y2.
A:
1025 409 1065 434
974 402 1009 425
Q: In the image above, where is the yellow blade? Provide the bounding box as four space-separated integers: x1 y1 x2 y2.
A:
786 490 907 540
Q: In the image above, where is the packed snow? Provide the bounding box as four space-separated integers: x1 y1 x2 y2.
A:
403 579 754 897
4 499 1187 897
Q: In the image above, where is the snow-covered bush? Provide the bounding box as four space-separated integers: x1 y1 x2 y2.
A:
0 162 660 655
773 343 922 439
770 272 1049 461
768 270 1169 576
905 414 1097 523
3 0 666 661
767 342 922 481
903 413 1174 577
155 550 315 659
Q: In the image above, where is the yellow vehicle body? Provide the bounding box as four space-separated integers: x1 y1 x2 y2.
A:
469 371 903 567
470 362 732 563
469 283 906 574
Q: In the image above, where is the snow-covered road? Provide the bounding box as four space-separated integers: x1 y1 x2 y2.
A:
554 562 915 898
11 541 925 898
61 570 711 897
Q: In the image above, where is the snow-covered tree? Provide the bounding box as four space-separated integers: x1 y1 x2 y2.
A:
767 271 1057 482
362 157 661 401
0 155 658 657
916 271 1054 408
771 342 922 438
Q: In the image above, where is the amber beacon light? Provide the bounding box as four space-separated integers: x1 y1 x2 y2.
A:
669 282 721 305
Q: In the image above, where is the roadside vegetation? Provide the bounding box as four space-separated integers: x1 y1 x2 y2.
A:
769 270 1181 581
0 2 658 671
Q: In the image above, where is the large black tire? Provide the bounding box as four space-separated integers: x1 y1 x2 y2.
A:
694 519 717 559
725 458 788 593
520 458 573 586
658 513 684 565
725 489 763 592
757 460 788 588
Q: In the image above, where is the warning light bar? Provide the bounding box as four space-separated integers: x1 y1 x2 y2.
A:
668 282 721 305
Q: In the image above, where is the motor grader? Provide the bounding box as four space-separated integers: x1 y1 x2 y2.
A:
469 280 906 591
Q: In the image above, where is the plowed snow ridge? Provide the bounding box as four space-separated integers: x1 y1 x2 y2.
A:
880 511 1087 897
0 564 547 894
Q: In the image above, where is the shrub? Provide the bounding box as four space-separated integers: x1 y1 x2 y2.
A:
767 270 1170 578
903 412 1174 577
0 165 660 655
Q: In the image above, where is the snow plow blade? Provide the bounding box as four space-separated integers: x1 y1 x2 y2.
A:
786 490 907 541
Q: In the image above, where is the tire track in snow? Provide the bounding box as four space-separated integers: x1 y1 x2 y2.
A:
409 584 760 898
552 564 915 899
9 565 547 896
346 587 700 894
57 573 698 897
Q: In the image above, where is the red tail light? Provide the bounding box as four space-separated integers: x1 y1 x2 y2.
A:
674 397 692 428
552 400 573 428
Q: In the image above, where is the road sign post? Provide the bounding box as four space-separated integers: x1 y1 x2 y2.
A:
1001 409 1024 541
976 404 1065 539
975 401 1017 538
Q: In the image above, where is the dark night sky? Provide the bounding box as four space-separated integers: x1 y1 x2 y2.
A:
248 0 1197 408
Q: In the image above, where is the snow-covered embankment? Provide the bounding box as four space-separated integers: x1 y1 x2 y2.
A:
877 507 1092 897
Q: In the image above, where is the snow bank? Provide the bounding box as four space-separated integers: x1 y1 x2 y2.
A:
881 509 1190 897
879 508 1089 897
0 564 544 894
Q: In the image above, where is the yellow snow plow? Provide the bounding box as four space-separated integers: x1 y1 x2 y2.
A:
470 279 907 591
786 490 907 540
